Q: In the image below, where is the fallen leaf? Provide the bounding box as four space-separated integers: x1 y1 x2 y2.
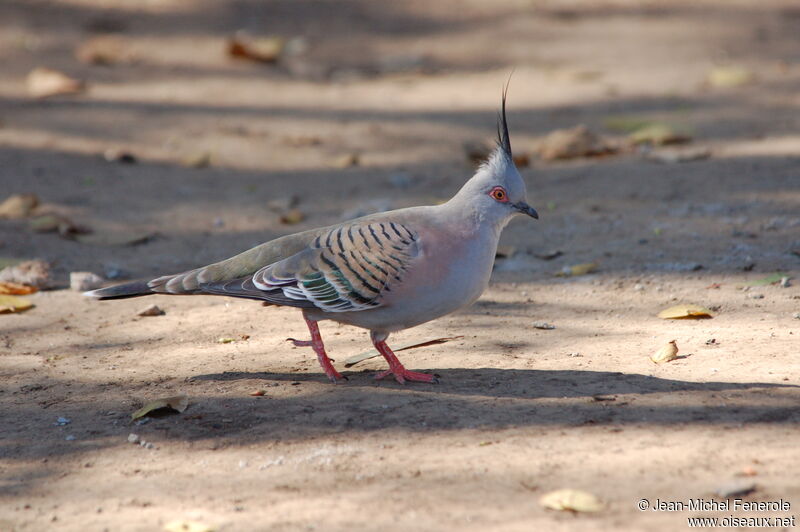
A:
539 125 617 161
249 390 266 397
131 395 189 420
217 337 235 344
744 272 788 286
344 336 463 367
707 66 754 88
279 208 305 225
646 147 710 164
657 304 714 319
555 262 598 277
75 229 154 246
0 260 51 288
0 193 38 219
0 282 37 295
513 154 530 168
163 519 215 532
0 295 34 314
27 67 85 98
650 340 679 364
227 35 284 63
540 489 604 513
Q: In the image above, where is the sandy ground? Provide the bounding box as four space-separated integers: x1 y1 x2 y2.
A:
1 1 800 531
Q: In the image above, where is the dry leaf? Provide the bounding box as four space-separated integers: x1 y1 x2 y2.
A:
539 125 617 161
540 489 604 513
0 295 34 314
217 337 235 344
279 208 305 225
164 520 215 532
657 304 714 319
629 124 691 146
650 340 679 364
75 230 154 246
707 66 754 88
227 35 284 63
744 273 788 287
0 193 38 219
131 395 189 420
555 262 598 277
0 282 37 295
27 67 85 98
344 336 463 367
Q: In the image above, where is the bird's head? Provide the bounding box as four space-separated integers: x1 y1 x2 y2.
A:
454 88 538 229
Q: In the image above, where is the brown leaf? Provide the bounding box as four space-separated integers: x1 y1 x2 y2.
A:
249 390 266 397
0 295 34 314
26 68 85 98
657 304 714 319
539 125 617 161
131 395 189 420
540 489 604 513
0 282 37 295
227 36 284 63
650 340 679 364
0 194 39 219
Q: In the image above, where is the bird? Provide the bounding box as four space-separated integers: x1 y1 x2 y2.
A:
85 89 539 384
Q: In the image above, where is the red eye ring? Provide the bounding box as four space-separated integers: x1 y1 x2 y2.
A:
489 186 509 203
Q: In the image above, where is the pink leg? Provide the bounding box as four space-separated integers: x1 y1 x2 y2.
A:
372 337 439 384
286 314 346 383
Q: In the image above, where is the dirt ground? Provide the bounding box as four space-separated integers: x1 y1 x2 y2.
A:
2 1 800 531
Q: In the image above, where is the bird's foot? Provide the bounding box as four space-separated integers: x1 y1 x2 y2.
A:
287 337 313 347
374 368 440 385
318 355 348 383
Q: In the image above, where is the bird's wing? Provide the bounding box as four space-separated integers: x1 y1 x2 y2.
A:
198 220 420 312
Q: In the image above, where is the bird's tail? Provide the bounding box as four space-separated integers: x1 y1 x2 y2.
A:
84 280 154 300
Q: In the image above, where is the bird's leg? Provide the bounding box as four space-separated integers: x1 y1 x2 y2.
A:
286 313 346 383
371 332 439 384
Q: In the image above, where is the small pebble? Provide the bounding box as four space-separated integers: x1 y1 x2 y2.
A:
780 276 791 288
532 321 556 330
792 312 800 320
568 352 583 357
137 304 165 317
127 433 140 444
748 293 765 300
55 417 71 426
142 442 155 449
65 435 76 441
70 271 105 292
633 283 644 291
715 480 756 498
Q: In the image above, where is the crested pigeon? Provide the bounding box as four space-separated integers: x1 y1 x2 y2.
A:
86 91 538 384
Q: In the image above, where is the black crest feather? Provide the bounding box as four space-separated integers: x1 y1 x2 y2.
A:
496 80 512 158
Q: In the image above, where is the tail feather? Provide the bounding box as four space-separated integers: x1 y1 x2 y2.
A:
84 280 154 300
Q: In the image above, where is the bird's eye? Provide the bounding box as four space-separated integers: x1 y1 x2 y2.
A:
489 186 508 202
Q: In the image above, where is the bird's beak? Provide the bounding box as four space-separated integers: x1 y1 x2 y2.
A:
513 201 539 219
